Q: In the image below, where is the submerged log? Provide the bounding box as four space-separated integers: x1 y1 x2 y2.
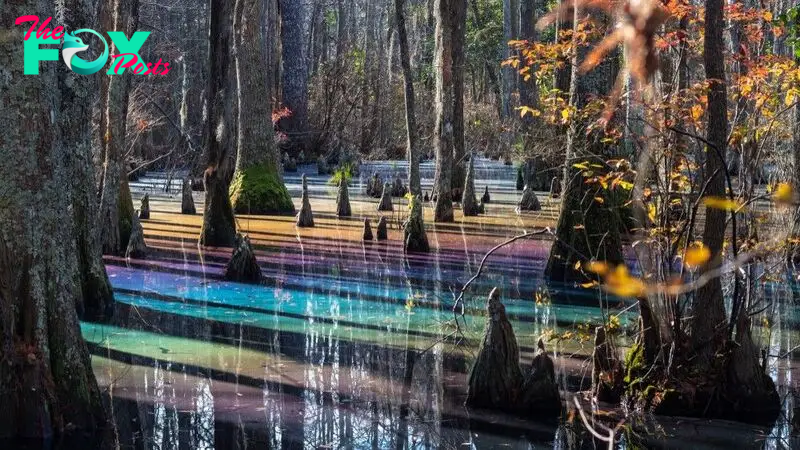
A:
296 174 315 227
462 155 480 216
465 288 523 409
125 213 148 259
376 216 388 240
139 194 150 220
378 182 394 211
482 186 490 203
336 178 352 217
363 217 374 241
224 234 262 284
518 185 542 211
520 339 562 416
591 327 623 404
181 178 196 214
403 196 429 253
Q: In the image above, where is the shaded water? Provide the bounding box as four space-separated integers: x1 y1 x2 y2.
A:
71 160 799 448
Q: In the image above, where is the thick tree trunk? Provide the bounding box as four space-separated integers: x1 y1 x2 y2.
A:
0 0 110 439
395 0 422 196
62 0 115 321
200 0 238 247
98 0 140 256
433 0 455 222
691 0 728 370
230 0 294 215
501 0 514 118
544 8 623 283
279 0 310 151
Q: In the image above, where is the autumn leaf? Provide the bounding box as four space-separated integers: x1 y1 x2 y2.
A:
703 196 743 211
584 260 610 276
602 265 646 298
773 182 793 205
683 242 711 268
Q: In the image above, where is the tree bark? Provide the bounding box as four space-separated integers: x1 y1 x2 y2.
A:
395 0 422 196
230 0 294 215
63 0 115 320
691 0 728 370
200 0 238 247
450 0 467 194
544 6 623 283
98 0 140 256
0 0 110 439
433 0 455 222
278 0 310 151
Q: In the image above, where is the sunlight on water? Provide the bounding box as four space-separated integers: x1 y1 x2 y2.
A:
82 160 800 449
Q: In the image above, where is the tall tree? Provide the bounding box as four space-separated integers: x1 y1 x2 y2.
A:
451 0 468 194
396 0 422 196
691 0 728 370
0 0 110 439
200 0 238 247
97 0 140 256
433 0 455 222
229 0 295 215
544 5 623 283
518 0 540 115
279 0 310 152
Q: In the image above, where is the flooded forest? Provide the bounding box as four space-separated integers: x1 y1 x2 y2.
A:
2 0 800 448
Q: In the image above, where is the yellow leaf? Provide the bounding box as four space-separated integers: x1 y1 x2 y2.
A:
764 11 773 22
580 281 600 289
774 182 793 205
647 203 657 224
603 265 646 298
690 104 703 121
561 108 571 121
683 242 711 268
594 196 605 204
584 261 609 276
703 196 743 211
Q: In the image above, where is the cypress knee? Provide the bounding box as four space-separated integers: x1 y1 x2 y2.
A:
139 194 150 220
403 196 429 253
336 178 352 217
126 213 148 259
465 288 523 409
378 182 394 211
296 174 315 227
182 178 196 214
363 217 374 241
377 216 388 240
518 185 542 211
224 234 262 283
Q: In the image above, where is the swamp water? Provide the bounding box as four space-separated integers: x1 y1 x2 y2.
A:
31 159 800 448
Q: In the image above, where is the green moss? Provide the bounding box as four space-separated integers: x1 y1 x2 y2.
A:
118 179 134 249
624 341 645 385
229 164 295 214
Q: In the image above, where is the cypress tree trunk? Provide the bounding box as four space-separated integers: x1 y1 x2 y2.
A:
279 0 310 151
395 0 422 196
691 0 728 370
200 0 238 248
0 0 109 438
433 0 455 222
544 8 622 283
63 0 114 320
229 0 294 215
98 0 140 256
450 0 467 194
